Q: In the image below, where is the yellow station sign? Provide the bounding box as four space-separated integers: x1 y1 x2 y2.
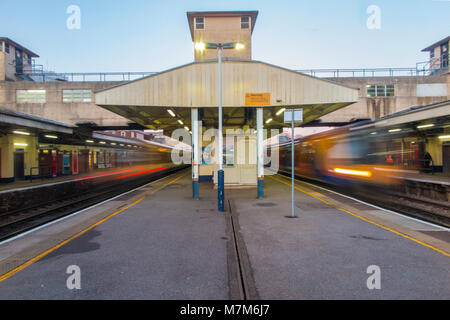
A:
245 93 271 106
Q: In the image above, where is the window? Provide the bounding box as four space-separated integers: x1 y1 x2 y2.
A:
27 55 32 65
5 42 9 54
367 84 395 97
430 48 435 59
16 90 46 103
121 131 126 137
0 41 3 52
63 89 92 103
194 17 204 30
241 16 250 29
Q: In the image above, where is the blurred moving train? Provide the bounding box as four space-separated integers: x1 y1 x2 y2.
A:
275 101 450 188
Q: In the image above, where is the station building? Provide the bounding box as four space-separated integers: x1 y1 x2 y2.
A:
0 28 448 130
0 11 449 191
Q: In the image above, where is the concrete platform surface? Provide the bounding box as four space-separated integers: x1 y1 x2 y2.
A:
0 169 448 300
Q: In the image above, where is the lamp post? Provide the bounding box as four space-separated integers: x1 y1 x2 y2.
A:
195 41 245 212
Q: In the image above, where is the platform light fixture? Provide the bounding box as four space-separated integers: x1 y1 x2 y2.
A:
417 124 435 129
14 143 28 147
276 108 286 116
13 131 30 136
194 42 206 52
45 135 58 139
389 129 402 133
178 120 184 125
370 132 377 135
86 140 94 143
194 40 247 212
111 143 117 146
184 126 190 131
439 135 450 140
265 118 273 124
100 141 106 144
168 109 176 117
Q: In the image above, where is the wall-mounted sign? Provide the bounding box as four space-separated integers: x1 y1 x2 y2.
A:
245 93 271 106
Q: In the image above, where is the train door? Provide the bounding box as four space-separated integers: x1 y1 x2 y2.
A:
39 150 52 176
14 152 25 180
443 144 450 175
78 150 89 173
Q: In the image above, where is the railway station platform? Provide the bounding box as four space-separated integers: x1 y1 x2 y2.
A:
0 169 448 300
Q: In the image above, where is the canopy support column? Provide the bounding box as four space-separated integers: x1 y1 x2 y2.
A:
192 108 199 200
257 107 264 199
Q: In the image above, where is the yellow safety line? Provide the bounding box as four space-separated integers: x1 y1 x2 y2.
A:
270 175 450 257
0 172 187 283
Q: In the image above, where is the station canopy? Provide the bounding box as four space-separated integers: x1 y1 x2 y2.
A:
95 59 359 135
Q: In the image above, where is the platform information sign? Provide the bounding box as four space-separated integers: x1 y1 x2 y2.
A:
245 93 271 106
284 109 303 219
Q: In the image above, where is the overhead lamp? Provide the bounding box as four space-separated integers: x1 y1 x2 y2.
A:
13 131 30 136
45 135 58 139
389 129 402 133
276 108 286 116
168 109 176 117
184 126 190 131
265 118 273 124
14 143 28 147
194 42 206 52
370 132 377 135
439 135 450 139
100 141 106 144
111 143 117 146
86 140 94 143
178 120 184 125
235 43 245 50
417 124 435 129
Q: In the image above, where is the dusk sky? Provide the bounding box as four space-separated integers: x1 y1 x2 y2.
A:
1 0 449 73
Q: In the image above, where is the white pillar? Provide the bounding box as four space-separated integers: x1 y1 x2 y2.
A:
192 108 199 199
257 108 264 198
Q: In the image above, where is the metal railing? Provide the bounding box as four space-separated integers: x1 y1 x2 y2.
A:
295 67 427 78
29 166 53 183
21 71 157 82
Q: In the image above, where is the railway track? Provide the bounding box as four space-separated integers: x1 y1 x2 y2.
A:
278 171 450 228
0 166 188 242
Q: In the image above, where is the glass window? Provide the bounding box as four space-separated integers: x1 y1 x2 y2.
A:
430 49 435 59
386 84 395 96
376 85 386 97
366 84 395 97
224 144 235 167
5 42 9 53
195 17 204 30
0 41 3 52
366 85 376 97
16 90 46 103
241 16 250 29
63 89 92 103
